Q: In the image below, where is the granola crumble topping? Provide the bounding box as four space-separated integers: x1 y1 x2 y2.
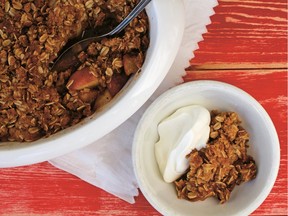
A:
175 111 257 204
0 0 149 142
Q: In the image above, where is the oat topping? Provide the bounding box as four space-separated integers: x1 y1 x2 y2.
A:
175 111 257 204
0 0 149 142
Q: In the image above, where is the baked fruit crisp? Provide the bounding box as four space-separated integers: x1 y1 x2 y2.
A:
175 111 257 204
0 0 149 142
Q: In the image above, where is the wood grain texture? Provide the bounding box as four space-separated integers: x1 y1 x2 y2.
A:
184 70 287 215
0 0 287 215
0 162 160 216
186 0 288 213
189 0 287 70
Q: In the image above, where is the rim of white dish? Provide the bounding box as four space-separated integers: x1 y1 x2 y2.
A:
0 0 185 168
132 80 280 216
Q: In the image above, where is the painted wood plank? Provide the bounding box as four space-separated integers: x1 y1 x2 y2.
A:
184 69 287 215
190 0 287 69
0 69 286 215
0 0 287 215
0 162 159 215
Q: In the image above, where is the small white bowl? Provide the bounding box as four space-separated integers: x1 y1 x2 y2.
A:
0 0 185 167
133 80 280 216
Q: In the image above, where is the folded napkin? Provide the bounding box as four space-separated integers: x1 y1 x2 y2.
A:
50 0 218 204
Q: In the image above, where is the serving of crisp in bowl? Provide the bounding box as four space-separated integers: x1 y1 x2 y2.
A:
0 0 185 167
133 80 280 216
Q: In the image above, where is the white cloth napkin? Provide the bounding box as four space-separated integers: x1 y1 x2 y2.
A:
49 0 218 204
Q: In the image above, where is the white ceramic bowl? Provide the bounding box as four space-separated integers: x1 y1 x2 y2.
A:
133 80 280 216
0 0 185 167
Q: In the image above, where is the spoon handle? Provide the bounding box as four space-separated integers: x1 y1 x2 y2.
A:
106 0 152 37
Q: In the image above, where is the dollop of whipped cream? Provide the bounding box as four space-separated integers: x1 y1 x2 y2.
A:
155 105 211 183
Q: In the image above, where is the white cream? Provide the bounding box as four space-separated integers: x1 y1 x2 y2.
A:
155 105 211 183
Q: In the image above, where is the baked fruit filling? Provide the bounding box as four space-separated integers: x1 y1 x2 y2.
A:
0 0 149 142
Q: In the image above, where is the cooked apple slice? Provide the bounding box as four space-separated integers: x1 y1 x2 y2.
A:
93 89 112 110
67 67 100 91
123 54 143 76
107 73 128 97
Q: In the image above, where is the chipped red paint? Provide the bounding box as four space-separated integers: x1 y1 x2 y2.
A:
0 0 287 215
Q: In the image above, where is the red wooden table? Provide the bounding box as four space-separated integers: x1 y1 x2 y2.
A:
0 0 287 215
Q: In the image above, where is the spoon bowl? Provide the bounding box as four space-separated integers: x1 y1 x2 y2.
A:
51 0 152 72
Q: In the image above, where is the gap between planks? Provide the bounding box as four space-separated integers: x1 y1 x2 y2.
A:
187 62 288 71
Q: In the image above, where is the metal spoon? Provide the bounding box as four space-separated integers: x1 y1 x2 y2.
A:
50 0 152 72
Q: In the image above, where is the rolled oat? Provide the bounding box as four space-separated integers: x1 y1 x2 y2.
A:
0 0 149 142
175 111 257 204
